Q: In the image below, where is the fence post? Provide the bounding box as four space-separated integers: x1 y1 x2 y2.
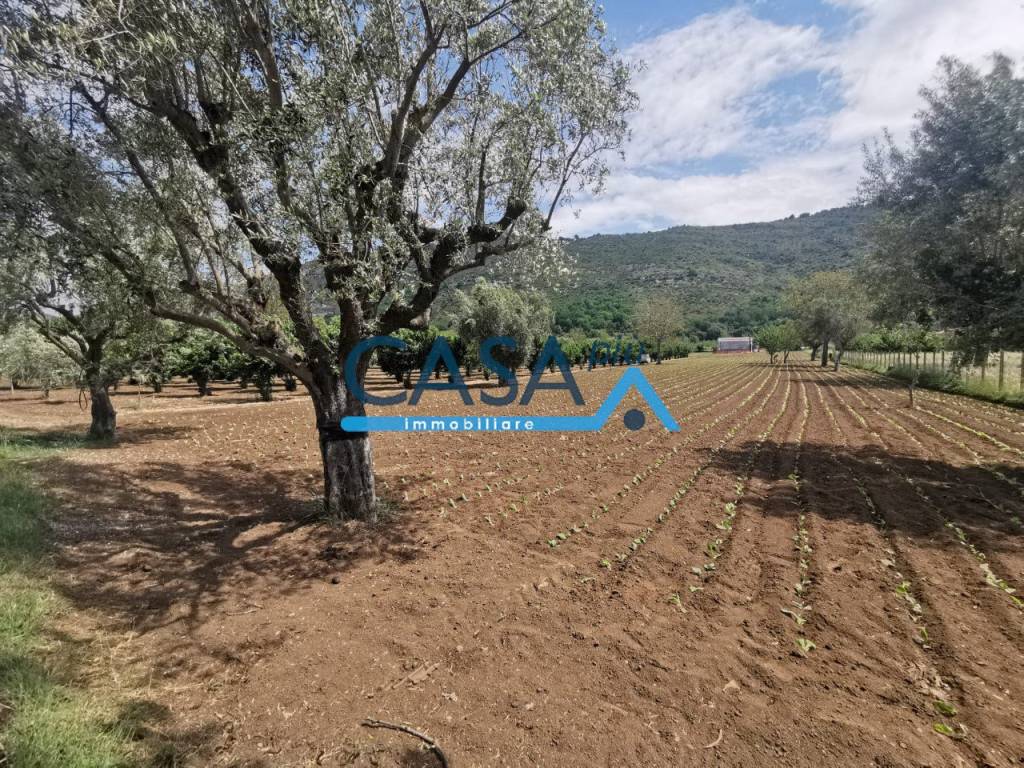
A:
999 350 1006 391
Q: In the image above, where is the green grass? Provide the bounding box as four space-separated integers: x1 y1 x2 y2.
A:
0 434 135 768
848 362 1024 409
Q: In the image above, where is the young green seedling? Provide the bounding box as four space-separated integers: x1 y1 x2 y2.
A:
795 637 815 656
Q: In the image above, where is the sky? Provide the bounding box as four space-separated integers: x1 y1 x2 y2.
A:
550 0 1024 235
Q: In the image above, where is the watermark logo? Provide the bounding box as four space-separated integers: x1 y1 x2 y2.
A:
340 335 679 434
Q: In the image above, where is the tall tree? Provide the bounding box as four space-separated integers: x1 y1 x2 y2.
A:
859 55 1024 359
2 0 633 519
0 139 155 437
785 271 870 371
454 280 551 379
631 293 683 363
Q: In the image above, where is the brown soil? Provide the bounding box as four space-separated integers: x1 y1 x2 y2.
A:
3 356 1024 767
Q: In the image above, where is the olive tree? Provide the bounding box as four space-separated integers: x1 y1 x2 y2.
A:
0 140 157 436
3 0 633 519
454 279 551 380
632 294 683 362
860 55 1024 358
0 324 77 396
755 321 801 364
785 271 870 371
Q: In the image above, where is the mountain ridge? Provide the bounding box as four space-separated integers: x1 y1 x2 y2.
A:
554 205 874 335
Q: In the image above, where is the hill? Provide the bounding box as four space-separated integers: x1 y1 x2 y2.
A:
556 206 874 336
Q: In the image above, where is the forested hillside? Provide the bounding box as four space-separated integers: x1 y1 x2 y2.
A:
556 206 874 335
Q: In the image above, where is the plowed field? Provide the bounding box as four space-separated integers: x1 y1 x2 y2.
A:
4 354 1024 766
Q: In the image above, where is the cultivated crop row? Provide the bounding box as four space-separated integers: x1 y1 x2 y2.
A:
820 371 1023 610
684 372 793 587
596 368 788 572
544 367 777 550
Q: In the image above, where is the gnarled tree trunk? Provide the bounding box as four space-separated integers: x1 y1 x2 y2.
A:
810 344 820 361
820 339 830 367
88 379 116 439
310 366 376 521
195 373 210 397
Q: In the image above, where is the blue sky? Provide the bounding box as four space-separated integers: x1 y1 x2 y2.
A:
551 0 1024 235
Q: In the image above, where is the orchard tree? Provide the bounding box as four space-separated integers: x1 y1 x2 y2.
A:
233 354 283 402
2 0 633 520
378 328 438 386
0 141 157 436
755 321 801 364
166 330 238 397
128 322 181 393
860 55 1024 357
454 280 551 381
0 324 76 396
632 294 683 363
786 271 870 371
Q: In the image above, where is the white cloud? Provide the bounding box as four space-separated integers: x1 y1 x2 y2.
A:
622 8 831 167
554 0 1024 234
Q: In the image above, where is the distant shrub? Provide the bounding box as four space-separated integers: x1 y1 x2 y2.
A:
857 363 1024 409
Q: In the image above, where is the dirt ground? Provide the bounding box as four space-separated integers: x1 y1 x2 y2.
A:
3 355 1024 767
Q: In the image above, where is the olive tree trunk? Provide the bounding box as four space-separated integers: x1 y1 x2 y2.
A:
194 373 211 396
309 366 376 521
820 339 830 367
88 379 116 439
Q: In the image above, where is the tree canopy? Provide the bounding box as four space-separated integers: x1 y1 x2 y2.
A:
453 279 551 377
755 321 801 364
1 0 633 518
631 293 682 361
785 270 870 370
0 138 161 435
859 54 1024 357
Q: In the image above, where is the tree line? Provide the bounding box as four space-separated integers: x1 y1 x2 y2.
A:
756 55 1024 375
0 278 695 419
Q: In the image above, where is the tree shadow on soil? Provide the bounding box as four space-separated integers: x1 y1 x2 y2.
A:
41 453 429 639
110 698 230 768
0 425 195 451
712 439 1024 556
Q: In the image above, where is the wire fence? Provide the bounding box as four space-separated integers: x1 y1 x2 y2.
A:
846 350 1024 394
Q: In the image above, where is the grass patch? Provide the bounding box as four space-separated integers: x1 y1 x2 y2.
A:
0 437 137 767
849 362 1024 409
0 428 89 461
